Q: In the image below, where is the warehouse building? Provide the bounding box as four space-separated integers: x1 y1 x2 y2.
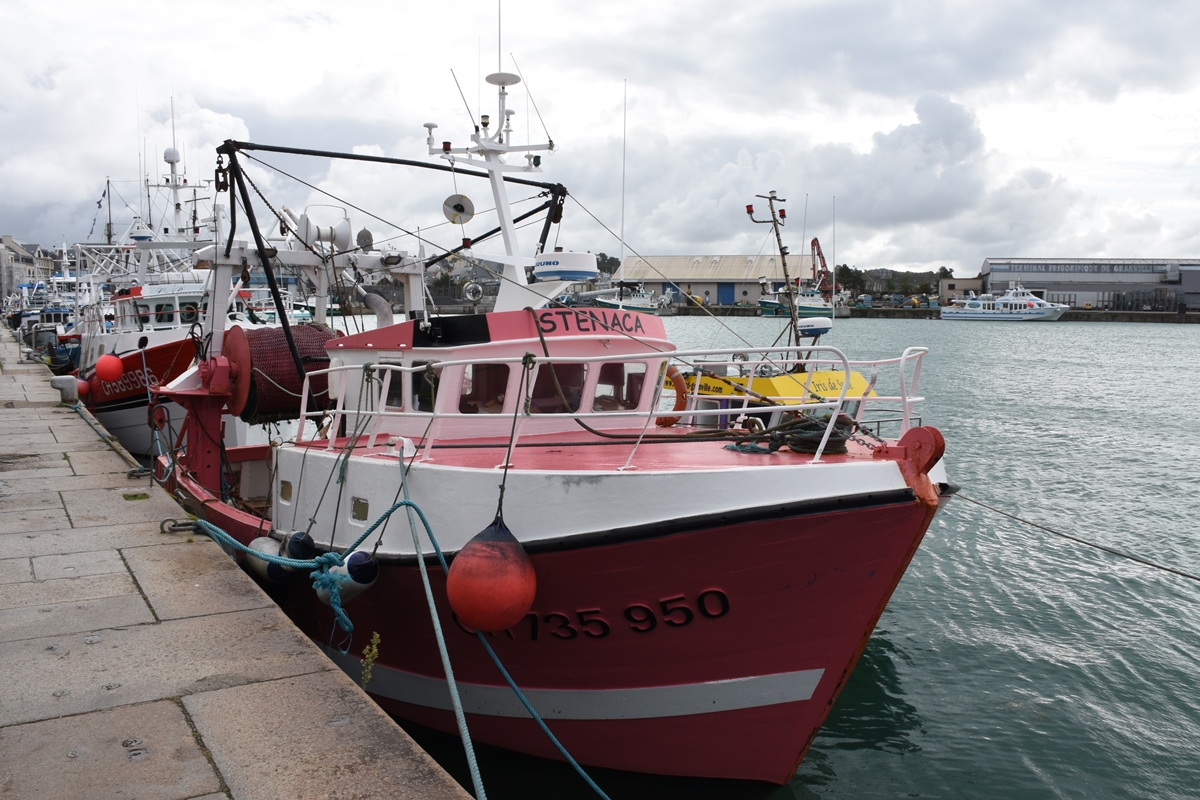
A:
616 254 820 306
977 258 1200 311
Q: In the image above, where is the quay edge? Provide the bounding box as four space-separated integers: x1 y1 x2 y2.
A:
0 335 470 800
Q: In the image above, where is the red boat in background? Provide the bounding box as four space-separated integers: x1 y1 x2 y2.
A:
75 273 286 458
153 70 950 785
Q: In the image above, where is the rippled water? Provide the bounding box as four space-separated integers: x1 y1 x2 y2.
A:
402 315 1200 800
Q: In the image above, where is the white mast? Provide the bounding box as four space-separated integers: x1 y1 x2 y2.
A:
427 71 567 312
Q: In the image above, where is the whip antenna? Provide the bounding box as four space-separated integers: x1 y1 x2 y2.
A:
510 55 554 146
450 69 478 130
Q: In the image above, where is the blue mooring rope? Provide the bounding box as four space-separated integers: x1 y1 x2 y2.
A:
194 497 410 639
402 497 613 800
200 490 612 799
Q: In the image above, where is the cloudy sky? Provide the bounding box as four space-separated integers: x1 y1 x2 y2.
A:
3 0 1199 276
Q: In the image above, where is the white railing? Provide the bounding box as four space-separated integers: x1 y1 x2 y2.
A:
292 345 929 464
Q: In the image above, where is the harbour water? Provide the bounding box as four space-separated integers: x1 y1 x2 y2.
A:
399 315 1200 799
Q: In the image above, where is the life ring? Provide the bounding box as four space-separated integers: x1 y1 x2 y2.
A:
656 365 688 427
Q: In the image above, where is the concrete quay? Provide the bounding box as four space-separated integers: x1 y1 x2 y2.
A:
0 338 470 799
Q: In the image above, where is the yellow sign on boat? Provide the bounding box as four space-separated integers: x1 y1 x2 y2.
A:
680 369 876 403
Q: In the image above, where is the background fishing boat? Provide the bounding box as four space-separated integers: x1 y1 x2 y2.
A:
592 281 673 313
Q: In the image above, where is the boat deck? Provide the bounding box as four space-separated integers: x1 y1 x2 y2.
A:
299 427 879 472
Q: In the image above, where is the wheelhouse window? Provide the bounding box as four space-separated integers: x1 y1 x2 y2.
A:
376 360 406 410
155 302 175 323
593 361 646 412
459 363 510 414
530 362 587 414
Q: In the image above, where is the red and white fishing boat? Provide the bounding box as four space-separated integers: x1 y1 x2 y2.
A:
73 145 323 457
74 269 295 457
153 72 951 785
72 145 223 457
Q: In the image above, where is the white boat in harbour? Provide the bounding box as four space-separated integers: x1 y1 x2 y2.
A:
593 281 672 313
941 282 1068 321
758 285 833 317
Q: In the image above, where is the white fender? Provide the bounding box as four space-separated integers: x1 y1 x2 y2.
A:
246 536 287 584
316 550 380 606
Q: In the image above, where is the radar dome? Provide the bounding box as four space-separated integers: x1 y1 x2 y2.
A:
532 251 599 283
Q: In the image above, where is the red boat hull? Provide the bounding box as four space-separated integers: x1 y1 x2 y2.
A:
83 339 196 455
183 472 936 784
84 338 196 407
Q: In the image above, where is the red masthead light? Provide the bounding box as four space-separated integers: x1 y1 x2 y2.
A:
779 209 787 219
462 237 472 249
442 141 452 152
745 204 754 215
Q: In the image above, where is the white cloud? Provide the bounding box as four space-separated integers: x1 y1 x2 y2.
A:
2 0 1200 277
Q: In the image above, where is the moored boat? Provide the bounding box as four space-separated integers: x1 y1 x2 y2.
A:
593 281 671 313
752 203 837 319
758 286 833 317
941 281 1068 321
75 270 266 457
152 71 951 785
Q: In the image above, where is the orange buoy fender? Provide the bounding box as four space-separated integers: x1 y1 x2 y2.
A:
656 365 689 427
95 353 124 383
446 515 537 632
76 379 91 396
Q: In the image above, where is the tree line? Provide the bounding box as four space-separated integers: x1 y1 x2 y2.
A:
834 265 954 297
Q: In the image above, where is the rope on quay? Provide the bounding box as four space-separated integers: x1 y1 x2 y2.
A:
956 492 1200 585
193 505 493 800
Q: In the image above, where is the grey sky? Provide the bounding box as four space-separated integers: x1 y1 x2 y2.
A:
3 0 1198 276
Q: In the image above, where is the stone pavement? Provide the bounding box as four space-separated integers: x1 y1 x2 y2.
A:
0 336 470 800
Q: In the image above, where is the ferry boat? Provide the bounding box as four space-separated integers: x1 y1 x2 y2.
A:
152 71 951 785
941 282 1068 321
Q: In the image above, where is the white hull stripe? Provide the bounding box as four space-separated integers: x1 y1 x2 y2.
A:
327 650 823 720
